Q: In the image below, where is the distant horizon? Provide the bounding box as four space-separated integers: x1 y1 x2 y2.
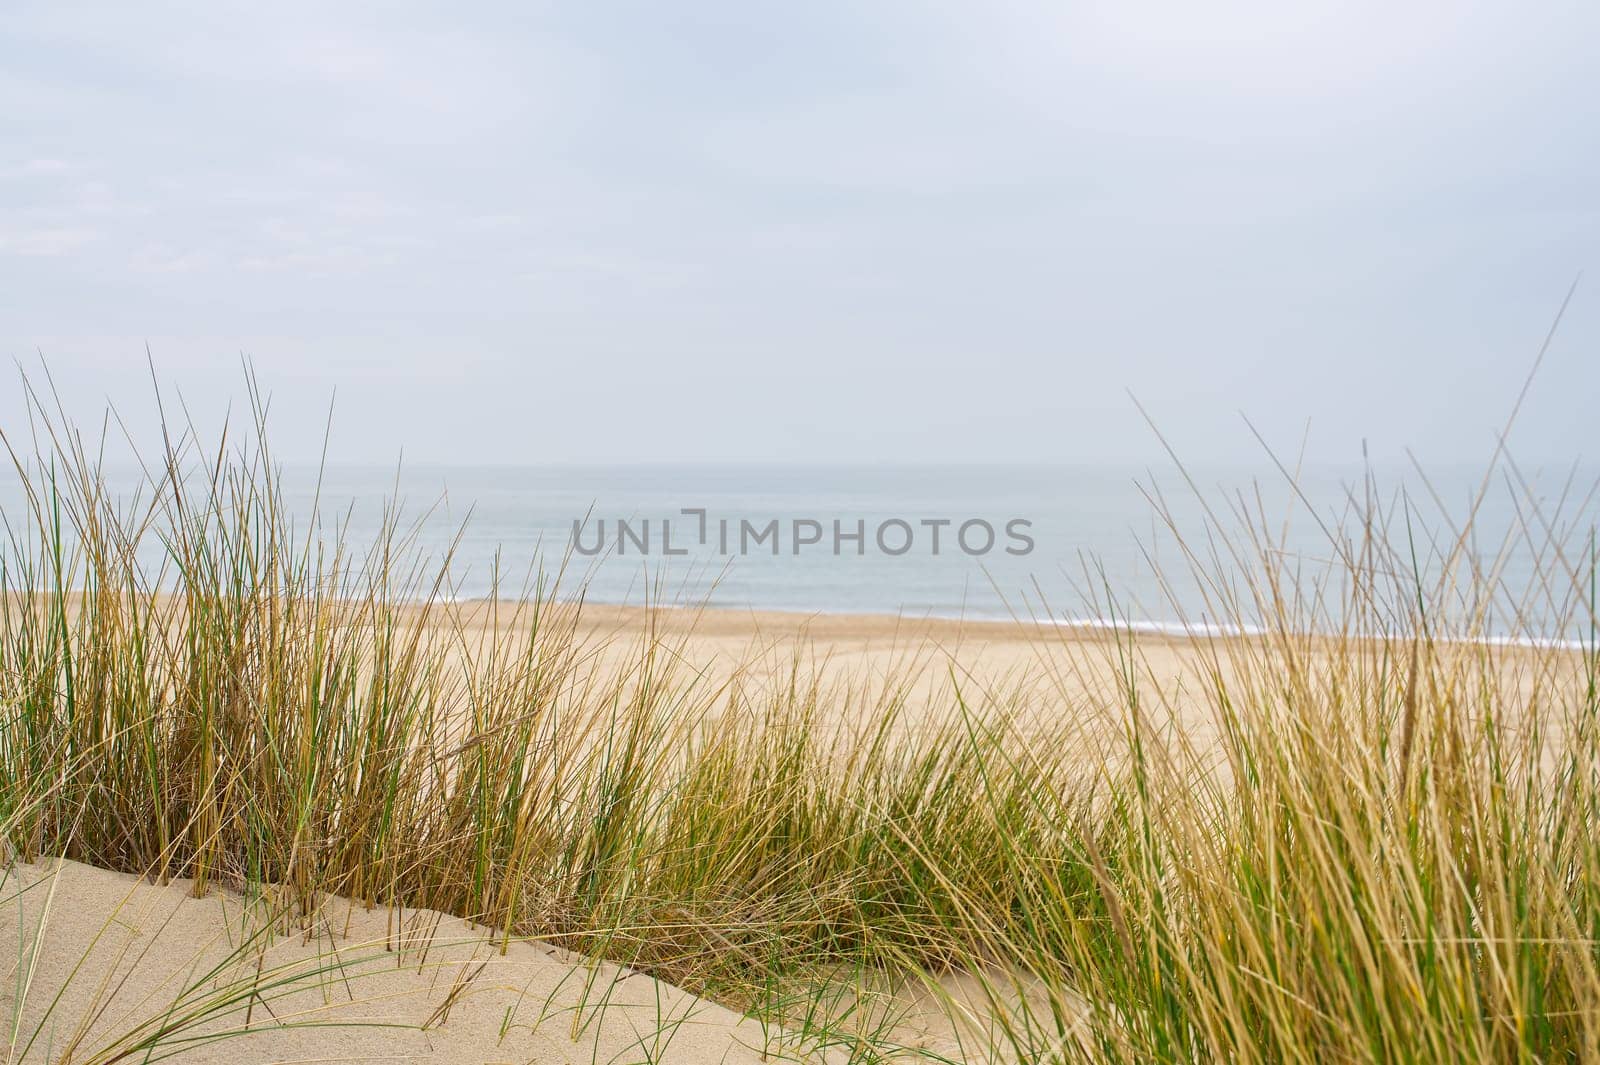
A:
6 449 1596 477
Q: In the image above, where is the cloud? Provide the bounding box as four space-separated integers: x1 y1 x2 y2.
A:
0 225 98 256
0 157 75 179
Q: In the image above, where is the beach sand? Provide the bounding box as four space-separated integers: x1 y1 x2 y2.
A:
467 601 1213 727
2 855 806 1064
4 855 1038 1064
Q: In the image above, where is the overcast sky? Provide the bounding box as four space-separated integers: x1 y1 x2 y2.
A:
1 1 1595 468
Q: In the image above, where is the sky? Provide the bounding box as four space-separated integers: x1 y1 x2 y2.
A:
1 1 1596 469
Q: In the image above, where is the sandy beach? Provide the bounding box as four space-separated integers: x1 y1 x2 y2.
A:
474 601 1209 714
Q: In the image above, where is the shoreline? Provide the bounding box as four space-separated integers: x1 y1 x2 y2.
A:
13 586 1592 653
431 595 1599 653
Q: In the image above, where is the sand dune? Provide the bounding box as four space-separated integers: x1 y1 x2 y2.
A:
3 857 831 1065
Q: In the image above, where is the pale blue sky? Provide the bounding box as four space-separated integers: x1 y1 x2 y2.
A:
1 1 1595 467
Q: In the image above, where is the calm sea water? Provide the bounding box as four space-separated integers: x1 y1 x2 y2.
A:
2 461 1596 641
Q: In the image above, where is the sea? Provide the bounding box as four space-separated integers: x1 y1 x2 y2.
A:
2 460 1596 644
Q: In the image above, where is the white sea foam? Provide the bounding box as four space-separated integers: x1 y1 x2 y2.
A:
1051 614 1593 651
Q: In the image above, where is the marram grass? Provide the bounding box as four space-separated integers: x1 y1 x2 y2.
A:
2 381 1598 1063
